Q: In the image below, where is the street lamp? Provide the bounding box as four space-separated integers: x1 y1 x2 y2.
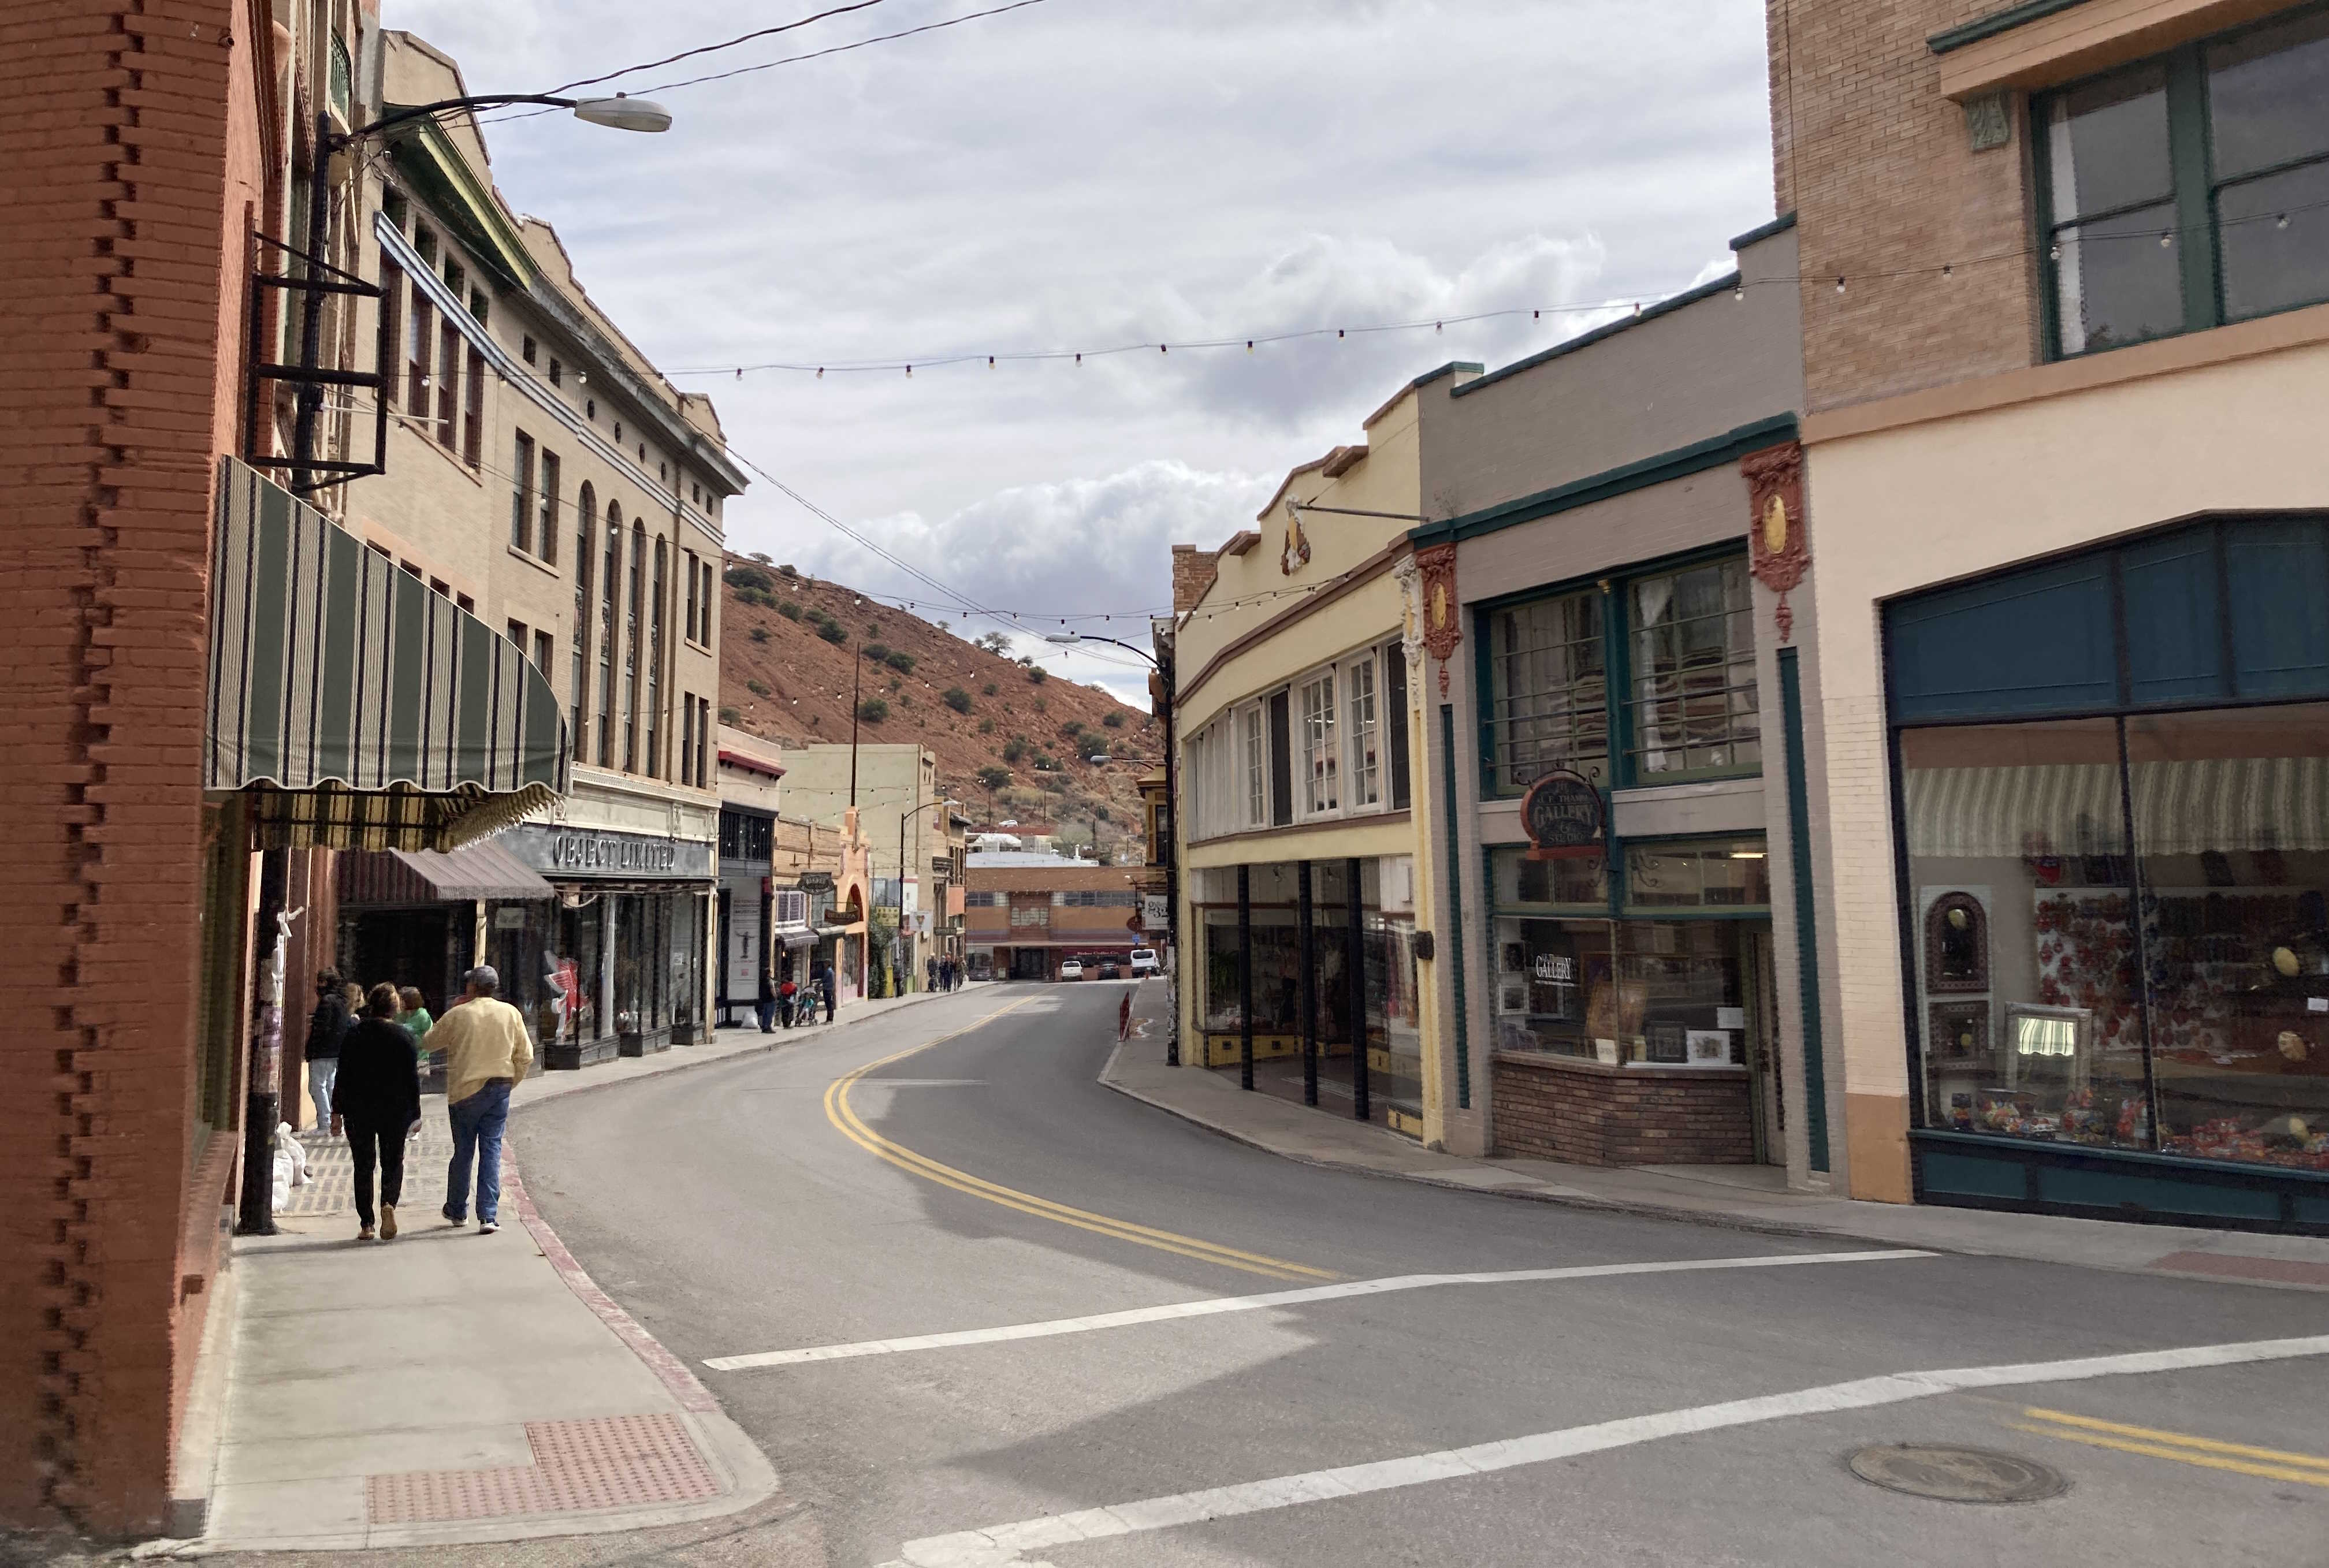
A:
1046 630 1180 1062
899 796 961 992
288 91 671 491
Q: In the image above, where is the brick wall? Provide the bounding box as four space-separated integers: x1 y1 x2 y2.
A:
1768 0 2041 412
1169 543 1217 614
1491 1053 1757 1167
0 0 245 1536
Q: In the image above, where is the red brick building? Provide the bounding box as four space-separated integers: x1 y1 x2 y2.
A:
964 855 1144 981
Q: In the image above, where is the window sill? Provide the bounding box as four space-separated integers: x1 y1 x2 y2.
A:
505 543 561 579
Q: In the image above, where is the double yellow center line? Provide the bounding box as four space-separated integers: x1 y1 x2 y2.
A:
822 1000 1335 1283
2015 1406 2329 1488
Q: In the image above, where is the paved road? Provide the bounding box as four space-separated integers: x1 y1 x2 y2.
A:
169 982 2325 1568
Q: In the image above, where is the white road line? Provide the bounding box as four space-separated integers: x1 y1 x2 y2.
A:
704 1249 1932 1371
882 1333 2329 1568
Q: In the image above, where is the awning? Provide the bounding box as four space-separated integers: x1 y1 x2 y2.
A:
1904 757 2329 858
206 459 568 850
336 841 556 906
812 923 855 940
777 928 817 950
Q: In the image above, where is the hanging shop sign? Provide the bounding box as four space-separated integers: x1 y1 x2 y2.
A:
799 871 836 894
1142 894 1170 931
504 823 713 882
1521 769 1605 860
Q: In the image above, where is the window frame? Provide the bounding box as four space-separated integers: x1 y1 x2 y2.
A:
510 431 534 553
1625 554 1761 784
1480 582 1611 797
1345 651 1382 810
537 449 560 565
1297 666 1340 818
1240 702 1267 828
2035 3 2329 360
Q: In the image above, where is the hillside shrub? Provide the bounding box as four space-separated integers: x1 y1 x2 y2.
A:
1102 710 1123 727
816 620 848 645
749 625 769 643
717 705 739 724
857 698 888 723
724 564 774 593
982 681 998 697
745 678 769 697
977 766 1010 790
779 601 803 621
1026 665 1047 684
884 650 916 673
777 563 799 578
737 586 775 609
862 642 891 664
1002 739 1026 763
943 687 972 713
977 717 995 734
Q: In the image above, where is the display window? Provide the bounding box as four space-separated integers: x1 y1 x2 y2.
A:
1899 706 2329 1170
1491 912 1751 1068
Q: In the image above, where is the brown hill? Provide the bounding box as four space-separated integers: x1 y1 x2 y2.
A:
716 556 1159 861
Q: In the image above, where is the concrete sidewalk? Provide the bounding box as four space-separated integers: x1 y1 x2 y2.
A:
1103 981 2329 1293
175 982 988 1555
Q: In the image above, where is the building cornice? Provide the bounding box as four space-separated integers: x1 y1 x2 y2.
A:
1174 538 1409 719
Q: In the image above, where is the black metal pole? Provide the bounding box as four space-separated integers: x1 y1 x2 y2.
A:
1346 856 1368 1123
1299 859 1318 1107
289 111 332 491
849 638 862 807
235 846 289 1235
1160 643 1180 1065
1237 863 1253 1091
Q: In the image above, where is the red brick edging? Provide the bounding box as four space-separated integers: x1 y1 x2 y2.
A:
501 1159 720 1414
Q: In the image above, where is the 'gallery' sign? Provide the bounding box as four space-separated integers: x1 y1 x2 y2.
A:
1521 769 1605 861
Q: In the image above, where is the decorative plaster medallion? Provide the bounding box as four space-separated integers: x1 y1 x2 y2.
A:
1415 543 1460 662
1741 441 1809 643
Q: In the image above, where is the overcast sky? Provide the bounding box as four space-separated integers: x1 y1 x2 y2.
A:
393 0 1777 697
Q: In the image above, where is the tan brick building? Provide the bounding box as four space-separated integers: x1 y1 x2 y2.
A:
1772 0 2329 1228
965 856 1143 981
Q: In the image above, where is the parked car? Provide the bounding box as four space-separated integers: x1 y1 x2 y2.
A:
1058 960 1084 981
1129 948 1160 978
1097 960 1121 979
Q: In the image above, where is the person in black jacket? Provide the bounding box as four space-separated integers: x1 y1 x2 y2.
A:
303 970 352 1131
332 982 422 1241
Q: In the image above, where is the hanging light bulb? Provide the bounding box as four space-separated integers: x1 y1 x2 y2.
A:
2276 213 2291 230
816 367 824 379
1733 280 1744 301
1245 340 1253 353
1075 352 1082 364
1532 308 1540 319
1435 321 1443 332
1337 329 1345 339
734 367 742 379
1159 344 1167 353
2160 232 2173 247
2049 243 2062 262
906 364 913 376
988 356 995 367
1942 264 1954 280
1835 277 1847 293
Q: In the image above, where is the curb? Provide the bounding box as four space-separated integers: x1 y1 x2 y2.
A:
1094 1039 1963 1254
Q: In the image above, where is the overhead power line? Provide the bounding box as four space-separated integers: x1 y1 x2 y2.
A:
548 0 901 94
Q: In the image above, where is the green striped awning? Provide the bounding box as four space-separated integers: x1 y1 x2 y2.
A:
206 458 569 850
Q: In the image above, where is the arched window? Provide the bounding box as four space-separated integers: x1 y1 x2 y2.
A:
598 501 620 768
572 483 596 758
648 538 667 777
624 522 645 772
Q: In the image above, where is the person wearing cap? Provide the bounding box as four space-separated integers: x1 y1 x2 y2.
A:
429 964 534 1234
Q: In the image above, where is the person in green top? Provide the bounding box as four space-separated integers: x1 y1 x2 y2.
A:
396 986 434 1064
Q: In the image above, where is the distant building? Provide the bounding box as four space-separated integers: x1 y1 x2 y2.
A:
779 744 962 991
964 855 1143 980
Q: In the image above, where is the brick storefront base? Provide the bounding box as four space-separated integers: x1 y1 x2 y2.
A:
1491 1052 1756 1167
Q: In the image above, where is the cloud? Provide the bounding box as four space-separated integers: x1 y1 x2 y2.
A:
760 458 1274 699
381 0 1779 696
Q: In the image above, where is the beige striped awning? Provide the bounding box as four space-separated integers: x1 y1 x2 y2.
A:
1905 758 2329 858
205 459 569 850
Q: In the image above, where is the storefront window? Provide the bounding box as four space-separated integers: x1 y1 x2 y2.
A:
1491 916 1752 1067
1629 558 1758 779
553 902 605 1042
1624 839 1770 909
1493 845 1609 910
1900 718 2156 1151
2128 706 2329 1170
669 892 701 1031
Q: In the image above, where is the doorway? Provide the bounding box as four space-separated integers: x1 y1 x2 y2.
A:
1744 927 1785 1165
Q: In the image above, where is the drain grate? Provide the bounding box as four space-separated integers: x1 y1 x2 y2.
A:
1848 1444 2068 1504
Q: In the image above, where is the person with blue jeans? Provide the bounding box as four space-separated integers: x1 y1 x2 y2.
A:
427 965 534 1234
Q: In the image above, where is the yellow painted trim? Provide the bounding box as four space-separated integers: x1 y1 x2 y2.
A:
2021 1408 2329 1472
825 1004 1334 1282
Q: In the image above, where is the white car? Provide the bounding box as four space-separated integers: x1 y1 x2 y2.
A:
1128 948 1160 978
1058 960 1084 981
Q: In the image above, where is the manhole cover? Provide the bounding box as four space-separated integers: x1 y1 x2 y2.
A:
1847 1444 2067 1504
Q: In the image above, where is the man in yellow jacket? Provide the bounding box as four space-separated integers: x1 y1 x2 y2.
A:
430 964 534 1234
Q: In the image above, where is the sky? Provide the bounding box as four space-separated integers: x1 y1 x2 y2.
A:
392 0 1779 698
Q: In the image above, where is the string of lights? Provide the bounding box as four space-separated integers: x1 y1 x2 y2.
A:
653 192 2329 381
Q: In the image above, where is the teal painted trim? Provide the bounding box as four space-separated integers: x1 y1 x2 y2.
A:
1603 576 1634 789
1471 601 1499 799
1928 0 2092 55
1441 703 1471 1111
1729 212 1797 251
1779 648 1829 1172
1450 275 1743 401
1409 359 1486 392
1413 415 1799 547
2164 50 2220 335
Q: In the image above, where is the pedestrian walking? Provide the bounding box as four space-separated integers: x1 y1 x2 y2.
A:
302 969 351 1131
926 956 939 993
429 964 534 1235
817 960 838 1023
396 985 433 1071
756 963 777 1033
332 983 421 1242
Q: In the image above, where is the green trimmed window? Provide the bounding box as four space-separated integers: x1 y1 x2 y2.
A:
1627 558 1758 780
1483 587 1608 794
2039 7 2329 357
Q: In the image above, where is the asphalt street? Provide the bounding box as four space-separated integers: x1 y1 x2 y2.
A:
185 981 2329 1568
